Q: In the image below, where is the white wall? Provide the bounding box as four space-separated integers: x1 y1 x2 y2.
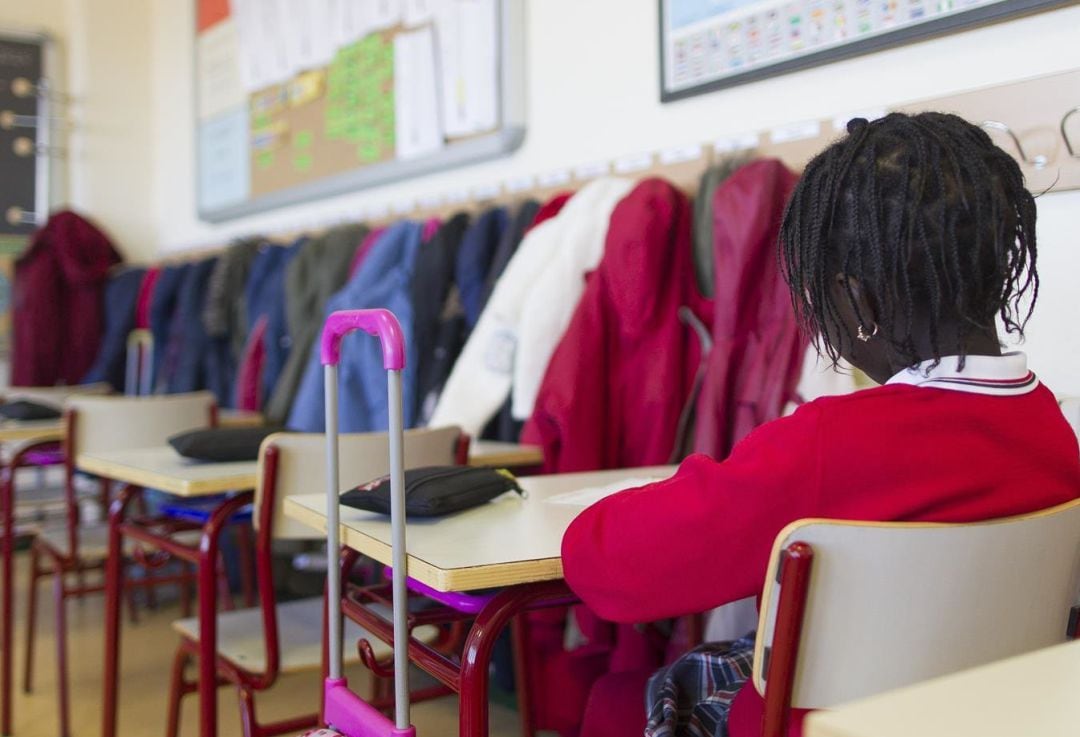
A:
0 0 156 260
150 2 1080 249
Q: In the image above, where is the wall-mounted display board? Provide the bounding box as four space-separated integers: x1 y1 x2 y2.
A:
195 0 525 223
659 0 1073 102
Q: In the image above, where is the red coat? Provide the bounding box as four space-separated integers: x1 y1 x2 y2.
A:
12 211 122 386
523 178 709 471
694 159 805 460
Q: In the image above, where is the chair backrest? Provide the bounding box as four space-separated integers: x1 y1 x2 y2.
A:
255 425 464 540
3 382 112 406
753 500 1080 710
66 391 216 455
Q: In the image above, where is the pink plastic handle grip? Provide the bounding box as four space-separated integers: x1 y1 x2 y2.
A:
320 309 406 370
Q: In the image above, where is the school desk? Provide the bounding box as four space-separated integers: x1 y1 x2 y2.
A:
80 448 257 737
284 465 675 736
805 640 1080 737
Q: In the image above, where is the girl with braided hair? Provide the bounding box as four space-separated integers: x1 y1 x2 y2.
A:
562 112 1080 737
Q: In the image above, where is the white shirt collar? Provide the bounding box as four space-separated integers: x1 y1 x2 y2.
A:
885 352 1039 396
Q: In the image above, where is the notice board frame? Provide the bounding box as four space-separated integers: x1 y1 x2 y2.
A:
195 0 527 224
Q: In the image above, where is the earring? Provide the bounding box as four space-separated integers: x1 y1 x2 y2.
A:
856 323 879 343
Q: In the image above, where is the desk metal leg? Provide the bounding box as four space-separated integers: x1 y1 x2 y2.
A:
102 486 138 737
459 581 573 737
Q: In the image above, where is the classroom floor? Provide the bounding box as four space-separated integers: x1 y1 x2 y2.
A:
6 550 523 737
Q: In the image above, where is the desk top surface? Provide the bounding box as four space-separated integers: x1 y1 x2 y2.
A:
76 447 258 497
284 465 674 592
0 419 63 443
805 640 1080 737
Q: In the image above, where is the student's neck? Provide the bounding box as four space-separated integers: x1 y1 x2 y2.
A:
888 332 1002 376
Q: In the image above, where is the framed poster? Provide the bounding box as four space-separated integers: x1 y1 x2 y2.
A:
659 0 1074 102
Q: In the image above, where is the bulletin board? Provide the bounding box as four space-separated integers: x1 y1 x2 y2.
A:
659 0 1073 102
195 0 526 223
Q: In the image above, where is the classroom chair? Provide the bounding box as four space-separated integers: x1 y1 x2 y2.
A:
750 499 1080 737
166 426 467 737
23 391 234 737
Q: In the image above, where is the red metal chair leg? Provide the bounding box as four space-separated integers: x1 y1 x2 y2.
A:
237 684 256 737
510 615 536 737
53 565 71 737
166 648 192 737
125 561 140 624
236 524 256 609
21 544 40 694
459 581 575 737
1 469 14 736
179 562 193 619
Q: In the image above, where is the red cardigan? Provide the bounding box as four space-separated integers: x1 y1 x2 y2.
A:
563 379 1080 735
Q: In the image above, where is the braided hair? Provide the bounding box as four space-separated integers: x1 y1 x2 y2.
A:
779 111 1039 369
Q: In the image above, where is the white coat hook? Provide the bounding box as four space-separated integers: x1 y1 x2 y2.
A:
981 120 1048 170
1060 108 1080 159
0 110 69 131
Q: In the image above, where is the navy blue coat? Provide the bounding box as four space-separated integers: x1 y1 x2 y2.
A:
149 263 192 391
456 207 509 331
82 266 146 391
244 239 304 406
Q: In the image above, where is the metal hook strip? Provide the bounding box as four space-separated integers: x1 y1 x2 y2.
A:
980 120 1047 169
1061 108 1080 158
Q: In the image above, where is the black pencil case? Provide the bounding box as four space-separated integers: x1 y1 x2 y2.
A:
340 466 523 518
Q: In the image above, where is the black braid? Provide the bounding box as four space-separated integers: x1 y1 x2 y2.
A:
779 111 1039 370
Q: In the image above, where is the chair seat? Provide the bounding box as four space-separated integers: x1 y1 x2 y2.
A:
35 523 202 561
171 597 441 675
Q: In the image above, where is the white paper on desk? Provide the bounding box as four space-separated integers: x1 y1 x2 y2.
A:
198 18 245 119
545 478 664 507
394 27 444 160
435 0 498 137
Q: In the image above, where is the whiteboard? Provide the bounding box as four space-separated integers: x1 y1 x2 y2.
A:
194 0 526 223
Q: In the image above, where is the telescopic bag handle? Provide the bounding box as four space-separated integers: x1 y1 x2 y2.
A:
320 309 414 736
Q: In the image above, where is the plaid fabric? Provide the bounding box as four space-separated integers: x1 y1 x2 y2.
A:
645 634 756 737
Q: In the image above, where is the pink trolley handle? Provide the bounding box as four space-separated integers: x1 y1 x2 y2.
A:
320 309 415 737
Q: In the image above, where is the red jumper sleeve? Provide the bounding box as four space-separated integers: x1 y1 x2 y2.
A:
560 402 823 623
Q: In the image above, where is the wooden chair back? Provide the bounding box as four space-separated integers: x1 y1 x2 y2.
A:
65 391 216 456
754 500 1080 731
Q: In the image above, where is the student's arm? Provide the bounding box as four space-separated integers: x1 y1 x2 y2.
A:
560 403 823 623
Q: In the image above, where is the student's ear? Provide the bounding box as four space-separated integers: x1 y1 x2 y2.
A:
833 273 879 331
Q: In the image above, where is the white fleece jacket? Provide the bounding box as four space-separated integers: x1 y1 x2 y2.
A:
429 178 634 435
